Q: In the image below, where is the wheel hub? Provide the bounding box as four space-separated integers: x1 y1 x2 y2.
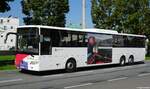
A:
67 62 73 69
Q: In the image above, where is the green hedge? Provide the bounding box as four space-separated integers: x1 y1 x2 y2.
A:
0 55 15 61
145 56 150 60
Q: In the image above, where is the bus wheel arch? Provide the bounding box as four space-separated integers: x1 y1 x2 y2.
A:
128 55 134 64
120 55 126 66
65 58 77 72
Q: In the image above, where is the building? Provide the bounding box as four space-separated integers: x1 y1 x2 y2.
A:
0 17 19 51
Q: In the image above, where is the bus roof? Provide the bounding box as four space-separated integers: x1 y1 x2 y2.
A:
18 25 146 37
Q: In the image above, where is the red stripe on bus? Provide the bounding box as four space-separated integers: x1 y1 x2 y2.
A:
15 54 29 68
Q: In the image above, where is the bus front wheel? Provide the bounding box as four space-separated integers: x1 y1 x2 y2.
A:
65 59 76 72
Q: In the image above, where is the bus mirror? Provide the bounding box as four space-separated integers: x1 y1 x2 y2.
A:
40 35 44 42
5 32 17 44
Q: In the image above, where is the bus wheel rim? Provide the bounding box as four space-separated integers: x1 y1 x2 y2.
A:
67 62 74 69
129 58 133 63
121 60 125 65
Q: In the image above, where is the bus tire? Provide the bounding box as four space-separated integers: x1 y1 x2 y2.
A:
120 56 126 66
65 59 76 72
129 55 134 65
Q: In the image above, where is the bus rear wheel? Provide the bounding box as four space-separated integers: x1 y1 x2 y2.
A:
128 55 134 65
120 56 126 66
65 59 76 72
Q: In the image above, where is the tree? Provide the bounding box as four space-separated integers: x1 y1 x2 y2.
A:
0 0 14 12
91 0 150 35
21 0 69 27
91 0 115 29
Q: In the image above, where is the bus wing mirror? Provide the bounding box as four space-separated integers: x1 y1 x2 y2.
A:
5 32 18 44
40 35 44 42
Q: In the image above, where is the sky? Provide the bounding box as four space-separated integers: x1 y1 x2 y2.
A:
0 0 93 28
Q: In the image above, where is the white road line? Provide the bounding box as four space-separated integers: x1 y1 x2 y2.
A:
138 73 150 77
64 83 93 89
0 79 22 84
108 77 128 82
78 71 94 74
136 87 150 89
134 64 148 68
137 64 147 67
119 64 147 70
42 74 64 78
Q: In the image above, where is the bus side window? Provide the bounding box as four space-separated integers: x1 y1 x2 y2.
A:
113 35 124 47
79 33 87 47
78 34 83 46
41 29 52 55
71 34 78 46
60 31 71 47
83 34 88 46
51 30 60 47
60 31 87 47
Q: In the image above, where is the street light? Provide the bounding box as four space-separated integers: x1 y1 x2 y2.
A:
82 0 86 29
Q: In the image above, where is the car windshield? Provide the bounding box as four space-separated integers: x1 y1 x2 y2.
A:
17 27 39 54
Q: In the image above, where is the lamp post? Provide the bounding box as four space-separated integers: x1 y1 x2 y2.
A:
82 0 86 29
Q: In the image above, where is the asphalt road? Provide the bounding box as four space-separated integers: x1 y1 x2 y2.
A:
0 61 150 89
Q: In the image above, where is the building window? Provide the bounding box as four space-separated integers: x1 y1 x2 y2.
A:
11 26 13 29
4 26 7 30
0 19 3 23
11 39 13 42
7 20 10 22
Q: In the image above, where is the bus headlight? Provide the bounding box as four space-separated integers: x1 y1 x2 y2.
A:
30 61 39 65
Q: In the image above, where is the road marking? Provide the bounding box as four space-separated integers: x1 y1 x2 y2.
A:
42 74 64 78
137 64 147 67
78 71 94 74
119 64 147 70
0 78 22 84
108 77 128 82
64 83 93 89
138 73 150 77
136 87 150 89
134 64 147 68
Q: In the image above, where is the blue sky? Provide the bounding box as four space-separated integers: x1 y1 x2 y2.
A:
0 0 93 28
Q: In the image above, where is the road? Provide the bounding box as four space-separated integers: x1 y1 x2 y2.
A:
0 61 150 89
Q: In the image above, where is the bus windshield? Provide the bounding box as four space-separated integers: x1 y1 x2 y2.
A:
17 27 39 54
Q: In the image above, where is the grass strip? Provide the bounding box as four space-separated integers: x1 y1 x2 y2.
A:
0 65 16 70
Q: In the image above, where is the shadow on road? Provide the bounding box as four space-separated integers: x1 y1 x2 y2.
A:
20 61 145 76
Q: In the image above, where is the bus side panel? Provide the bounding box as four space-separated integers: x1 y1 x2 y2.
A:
39 47 87 71
39 55 57 71
112 48 145 63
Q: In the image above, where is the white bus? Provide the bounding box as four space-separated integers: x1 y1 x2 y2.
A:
6 25 146 72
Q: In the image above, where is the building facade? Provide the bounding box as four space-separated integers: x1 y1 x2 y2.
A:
0 17 19 51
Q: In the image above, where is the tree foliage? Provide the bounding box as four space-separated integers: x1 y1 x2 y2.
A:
91 0 150 35
0 0 14 12
21 0 69 27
